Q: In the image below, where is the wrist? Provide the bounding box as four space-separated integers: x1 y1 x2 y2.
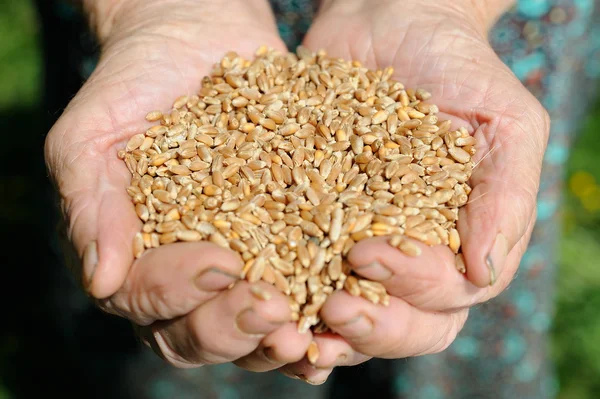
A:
461 0 516 33
82 0 130 43
84 0 278 47
318 0 515 36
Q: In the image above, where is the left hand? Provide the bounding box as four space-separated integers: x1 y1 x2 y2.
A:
280 0 550 383
45 0 314 374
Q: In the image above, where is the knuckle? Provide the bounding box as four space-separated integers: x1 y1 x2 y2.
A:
489 91 549 163
428 311 469 355
122 283 167 325
276 344 309 364
372 331 404 357
95 298 116 315
97 282 152 325
525 97 551 149
192 329 239 363
398 275 446 309
109 264 179 325
222 282 254 314
147 285 176 319
542 107 551 134
95 297 131 320
151 328 202 369
530 97 551 132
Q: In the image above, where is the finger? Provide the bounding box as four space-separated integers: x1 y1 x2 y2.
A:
348 206 538 312
428 84 547 288
63 155 141 300
279 364 332 386
233 322 313 372
320 291 469 358
347 237 485 312
99 242 243 325
303 11 549 288
144 281 291 368
280 334 371 385
47 10 291 300
486 204 537 297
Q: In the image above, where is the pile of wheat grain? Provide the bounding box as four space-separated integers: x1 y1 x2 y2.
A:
120 46 475 347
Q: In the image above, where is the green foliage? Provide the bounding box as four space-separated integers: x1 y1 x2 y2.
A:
0 0 41 110
554 100 600 399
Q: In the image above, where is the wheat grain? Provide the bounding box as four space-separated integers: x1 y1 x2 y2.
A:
120 46 476 339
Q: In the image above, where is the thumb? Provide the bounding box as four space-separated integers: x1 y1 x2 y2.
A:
46 117 140 299
459 99 550 288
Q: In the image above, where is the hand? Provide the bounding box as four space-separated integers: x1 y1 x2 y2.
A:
45 0 314 372
279 0 549 383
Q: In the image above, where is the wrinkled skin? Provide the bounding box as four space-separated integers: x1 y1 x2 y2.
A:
278 1 549 383
45 0 549 385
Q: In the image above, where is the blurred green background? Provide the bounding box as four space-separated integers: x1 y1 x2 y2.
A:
1 1 599 398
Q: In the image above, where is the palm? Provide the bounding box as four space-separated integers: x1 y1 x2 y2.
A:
303 6 547 287
46 13 318 369
46 24 286 301
48 38 202 284
275 4 549 381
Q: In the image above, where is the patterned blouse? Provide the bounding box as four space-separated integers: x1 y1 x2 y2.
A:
35 1 600 398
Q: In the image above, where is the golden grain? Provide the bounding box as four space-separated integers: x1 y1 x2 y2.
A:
121 46 475 339
307 341 320 364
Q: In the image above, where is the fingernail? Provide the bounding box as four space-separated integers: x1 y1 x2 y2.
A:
195 267 239 292
486 233 508 286
281 371 301 380
261 347 277 364
329 314 373 338
235 308 284 335
354 262 392 281
315 353 350 370
299 370 330 385
83 241 98 291
305 378 327 386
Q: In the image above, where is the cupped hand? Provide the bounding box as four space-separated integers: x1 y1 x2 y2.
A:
281 0 550 383
45 0 313 372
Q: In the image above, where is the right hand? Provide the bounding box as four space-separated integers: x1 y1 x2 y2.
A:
278 0 549 383
45 0 313 372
